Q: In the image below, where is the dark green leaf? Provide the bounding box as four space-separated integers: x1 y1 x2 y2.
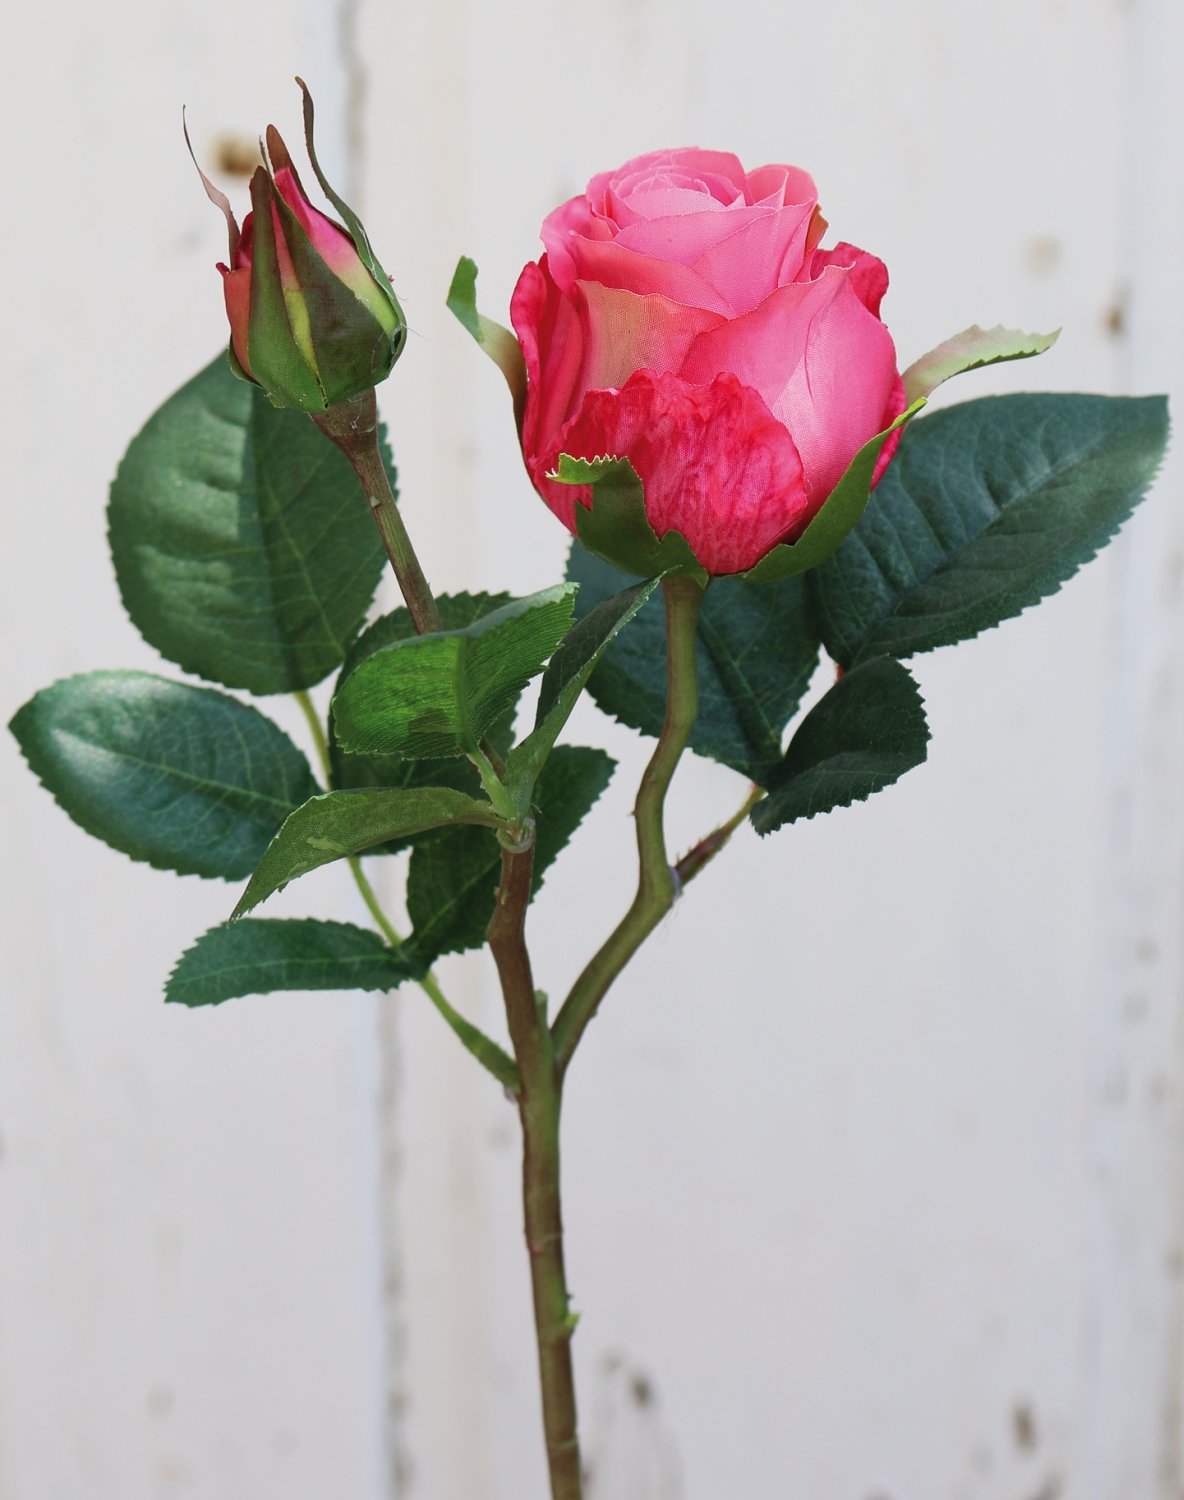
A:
8 671 318 878
332 585 577 760
811 393 1170 666
407 746 615 964
566 545 821 785
232 786 506 918
506 576 662 808
108 352 390 693
166 918 420 1006
752 657 929 833
329 593 514 826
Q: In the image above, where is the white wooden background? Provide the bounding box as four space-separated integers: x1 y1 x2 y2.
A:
2 1 1183 1496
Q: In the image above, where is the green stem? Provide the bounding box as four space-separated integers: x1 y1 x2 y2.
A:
552 574 705 1076
292 689 519 1093
487 841 583 1500
673 783 763 887
310 390 442 635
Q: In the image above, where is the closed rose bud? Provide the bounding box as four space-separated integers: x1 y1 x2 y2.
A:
189 81 405 412
511 148 906 576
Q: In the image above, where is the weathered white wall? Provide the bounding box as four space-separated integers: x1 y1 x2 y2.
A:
3 0 1183 1498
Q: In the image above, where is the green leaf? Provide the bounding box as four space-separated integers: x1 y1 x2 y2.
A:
566 545 821 785
108 352 390 694
329 592 515 817
506 576 662 808
232 786 507 918
446 256 526 424
9 671 318 878
739 402 924 583
332 585 577 760
557 455 708 583
902 324 1060 406
166 918 420 1006
752 657 929 834
810 393 1170 667
407 746 615 965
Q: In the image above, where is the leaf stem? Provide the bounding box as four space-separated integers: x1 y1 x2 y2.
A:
552 574 705 1076
673 784 763 887
310 390 442 635
470 742 518 828
487 840 583 1499
292 689 519 1092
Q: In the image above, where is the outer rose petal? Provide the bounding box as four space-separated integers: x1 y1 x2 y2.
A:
218 263 254 377
573 281 724 397
681 267 901 502
536 369 810 577
808 241 890 316
512 258 587 475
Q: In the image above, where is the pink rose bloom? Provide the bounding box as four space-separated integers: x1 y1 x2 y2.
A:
511 148 906 576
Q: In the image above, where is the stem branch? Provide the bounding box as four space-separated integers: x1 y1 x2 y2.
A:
674 783 763 887
552 574 705 1076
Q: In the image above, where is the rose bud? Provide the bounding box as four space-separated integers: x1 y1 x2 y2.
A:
188 80 405 412
510 148 906 576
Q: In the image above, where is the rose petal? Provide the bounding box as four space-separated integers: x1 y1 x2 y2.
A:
511 257 586 466
588 148 751 216
574 282 725 393
544 369 810 576
681 267 901 502
218 262 254 378
745 163 816 210
808 241 890 316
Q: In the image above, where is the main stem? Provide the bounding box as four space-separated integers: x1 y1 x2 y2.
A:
553 575 705 1076
487 840 582 1499
310 401 580 1495
311 390 442 635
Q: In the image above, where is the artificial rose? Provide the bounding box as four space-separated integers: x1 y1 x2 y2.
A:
190 83 405 413
511 148 906 576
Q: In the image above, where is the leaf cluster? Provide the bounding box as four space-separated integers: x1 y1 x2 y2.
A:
9 345 1169 1029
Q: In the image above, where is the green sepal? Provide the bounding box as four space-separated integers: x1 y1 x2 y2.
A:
333 584 578 760
107 352 389 695
505 576 662 810
244 166 325 411
811 393 1171 667
558 455 708 583
752 657 929 833
447 256 527 427
739 401 925 583
407 746 615 965
231 786 509 919
297 78 404 331
267 163 401 407
166 918 422 1007
9 671 318 879
902 324 1060 406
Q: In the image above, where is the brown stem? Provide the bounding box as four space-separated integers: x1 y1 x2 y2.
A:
488 839 583 1500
